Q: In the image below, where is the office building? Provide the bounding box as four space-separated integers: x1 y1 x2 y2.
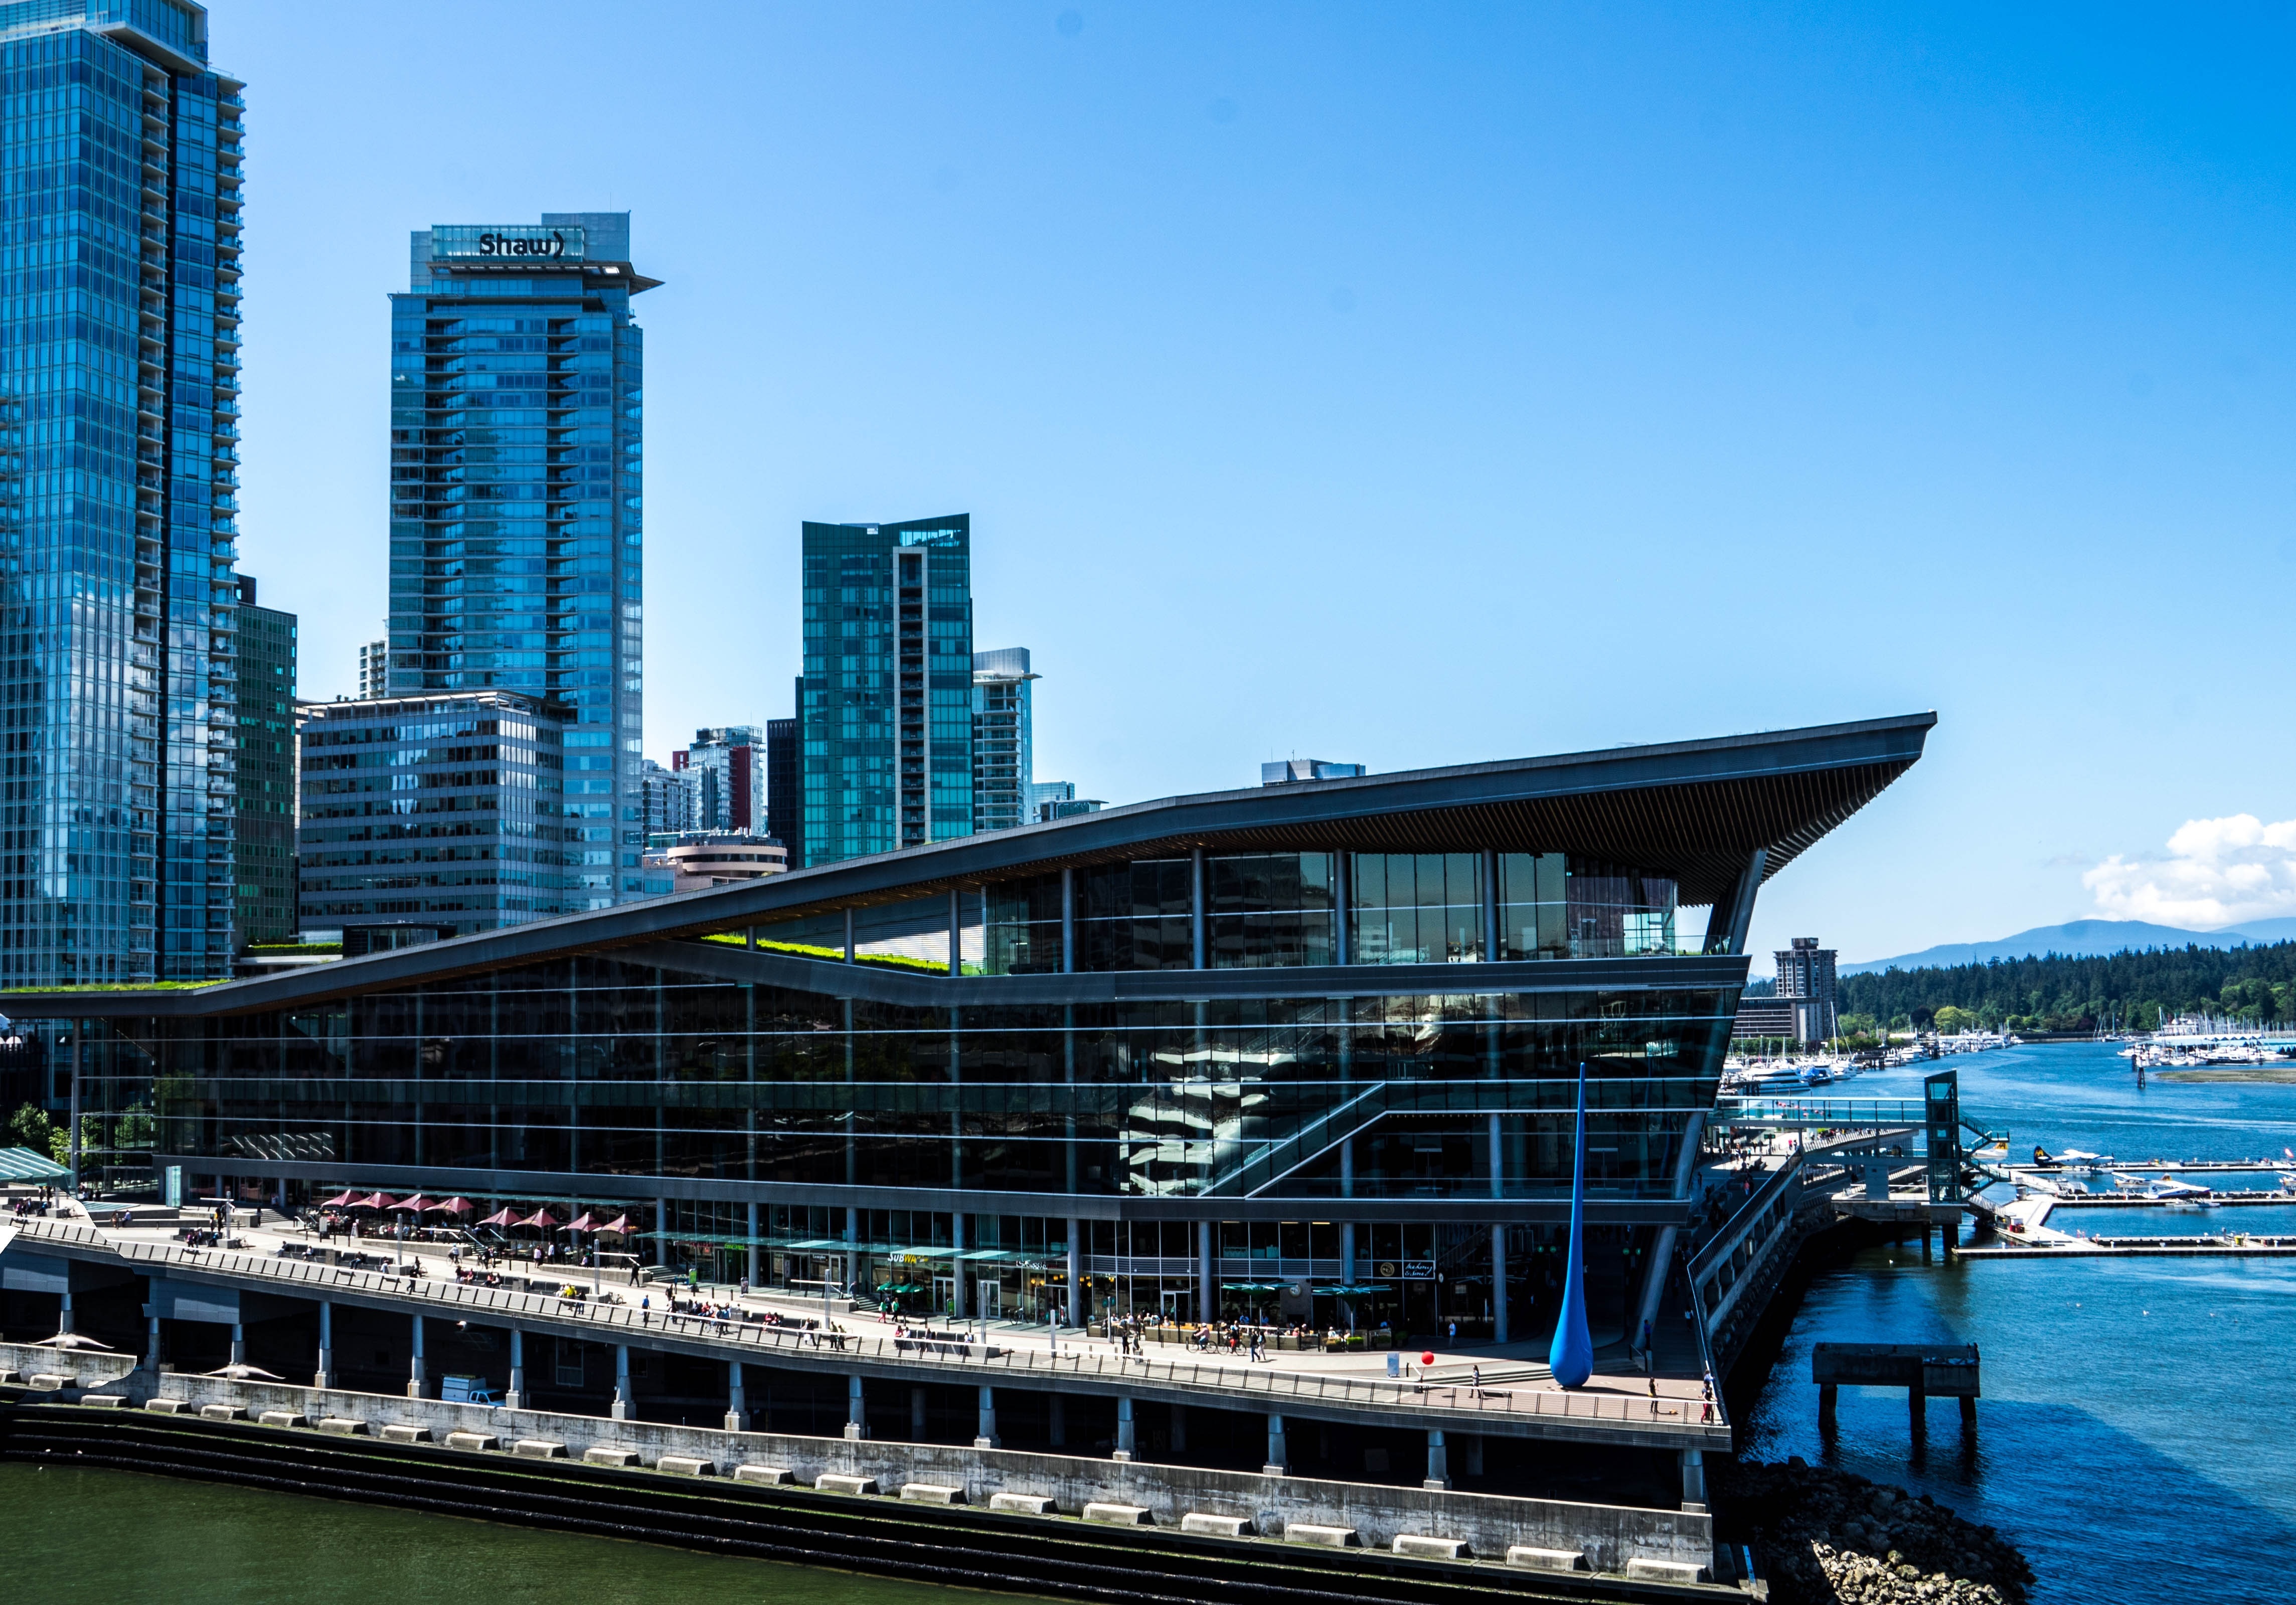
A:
385 212 652 912
640 830 787 894
1776 935 1839 1045
0 0 244 983
233 578 297 945
798 516 972 866
33 714 1931 1342
1263 758 1367 785
358 636 388 698
681 726 763 835
971 647 1036 834
765 706 800 869
639 758 697 838
1030 780 1103 824
296 691 568 946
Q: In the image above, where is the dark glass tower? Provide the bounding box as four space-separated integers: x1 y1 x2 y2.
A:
386 213 652 913
0 0 243 983
231 575 294 944
799 517 972 866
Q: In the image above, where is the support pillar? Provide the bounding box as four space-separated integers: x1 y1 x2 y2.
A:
1049 1393 1066 1448
1819 1383 1838 1427
314 1299 335 1390
57 1290 74 1336
1680 1448 1706 1511
1066 1221 1083 1327
1922 1226 1934 1264
1423 1428 1450 1490
1113 1396 1134 1462
145 1311 163 1376
1263 1413 1288 1477
911 1385 928 1440
973 1384 998 1450
405 1316 423 1398
505 1326 525 1409
951 1212 968 1320
611 1343 631 1421
1910 1385 1926 1433
1959 1394 1978 1428
845 1374 867 1439
725 1360 747 1432
1490 1223 1509 1345
653 1199 668 1268
1197 1220 1213 1324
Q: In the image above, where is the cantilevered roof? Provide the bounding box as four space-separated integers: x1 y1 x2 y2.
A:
7 712 1931 1017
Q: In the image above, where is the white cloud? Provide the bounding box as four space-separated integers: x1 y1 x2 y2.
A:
2084 813 2296 927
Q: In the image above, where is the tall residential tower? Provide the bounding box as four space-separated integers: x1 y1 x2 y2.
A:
0 0 244 982
798 517 972 866
386 213 652 910
970 647 1035 834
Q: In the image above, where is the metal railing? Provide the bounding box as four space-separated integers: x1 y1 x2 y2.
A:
9 1215 1721 1443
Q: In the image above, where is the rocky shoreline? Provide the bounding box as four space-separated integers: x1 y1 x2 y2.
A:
1716 1458 2036 1605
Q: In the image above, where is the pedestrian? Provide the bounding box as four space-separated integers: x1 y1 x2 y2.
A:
1447 1320 1456 1347
1700 1370 1715 1423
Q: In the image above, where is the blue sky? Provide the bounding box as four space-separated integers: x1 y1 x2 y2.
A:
222 3 2296 962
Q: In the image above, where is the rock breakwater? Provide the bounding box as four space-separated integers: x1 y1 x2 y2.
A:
1718 1459 2034 1605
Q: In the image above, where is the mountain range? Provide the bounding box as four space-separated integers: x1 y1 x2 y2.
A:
1841 917 2296 976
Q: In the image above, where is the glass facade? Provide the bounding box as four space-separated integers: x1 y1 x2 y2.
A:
231 574 293 943
386 211 646 912
799 517 972 865
970 646 1033 834
296 691 567 935
0 0 242 982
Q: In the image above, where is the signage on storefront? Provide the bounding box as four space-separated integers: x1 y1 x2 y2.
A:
1403 1259 1435 1279
1378 1260 1397 1277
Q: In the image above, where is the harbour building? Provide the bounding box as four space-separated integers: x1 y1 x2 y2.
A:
22 714 1931 1342
232 576 296 944
799 516 973 866
386 212 652 912
972 647 1036 834
295 690 568 949
0 0 245 983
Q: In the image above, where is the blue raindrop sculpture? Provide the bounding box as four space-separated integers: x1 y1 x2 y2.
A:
1548 1059 1595 1388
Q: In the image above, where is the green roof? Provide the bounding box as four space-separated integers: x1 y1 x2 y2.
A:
0 1145 71 1182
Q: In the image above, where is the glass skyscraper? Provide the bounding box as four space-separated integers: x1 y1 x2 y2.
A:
799 517 972 866
231 573 293 944
970 646 1035 833
0 0 243 983
386 212 650 911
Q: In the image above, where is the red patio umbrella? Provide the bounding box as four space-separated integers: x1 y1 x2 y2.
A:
356 1192 398 1210
598 1215 634 1235
518 1208 559 1230
395 1195 437 1213
320 1190 360 1208
566 1211 606 1233
433 1197 475 1216
476 1206 519 1228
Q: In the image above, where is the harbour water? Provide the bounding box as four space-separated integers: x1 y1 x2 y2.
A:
1739 1040 2296 1603
0 1459 1045 1604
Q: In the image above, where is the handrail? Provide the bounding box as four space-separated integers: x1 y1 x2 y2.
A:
6 1215 1720 1441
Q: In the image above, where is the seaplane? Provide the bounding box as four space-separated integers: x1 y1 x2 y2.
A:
2144 1174 2217 1205
2033 1145 2111 1175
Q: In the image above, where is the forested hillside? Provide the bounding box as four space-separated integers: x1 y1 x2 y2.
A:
1836 942 2296 1034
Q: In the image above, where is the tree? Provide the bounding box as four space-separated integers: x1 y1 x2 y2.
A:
1933 1005 1977 1033
6 1102 50 1154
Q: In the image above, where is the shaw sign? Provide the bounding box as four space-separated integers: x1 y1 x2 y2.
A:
432 225 587 263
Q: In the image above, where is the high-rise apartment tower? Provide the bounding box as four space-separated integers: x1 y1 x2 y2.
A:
680 726 762 835
971 648 1036 834
0 0 244 983
386 212 652 911
233 577 296 944
798 517 972 866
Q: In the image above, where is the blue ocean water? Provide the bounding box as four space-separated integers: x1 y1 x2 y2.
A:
1738 1042 2296 1604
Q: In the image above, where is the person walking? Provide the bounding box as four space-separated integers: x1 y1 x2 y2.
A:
1700 1370 1716 1423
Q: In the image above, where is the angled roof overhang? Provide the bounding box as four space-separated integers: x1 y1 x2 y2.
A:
10 712 1931 1019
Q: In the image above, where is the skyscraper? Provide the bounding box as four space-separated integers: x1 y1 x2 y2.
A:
0 0 244 983
233 576 296 945
764 702 800 866
798 517 972 866
357 635 387 698
971 647 1036 834
386 212 652 911
680 725 762 834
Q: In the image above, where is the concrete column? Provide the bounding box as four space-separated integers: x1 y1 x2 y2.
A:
1959 1394 1978 1428
1922 1226 1934 1264
725 1360 748 1432
844 907 855 963
57 1290 74 1336
230 1320 245 1371
1113 1396 1135 1462
505 1326 525 1409
1819 1383 1838 1427
1048 1393 1066 1447
611 1343 631 1421
1481 848 1499 960
1263 1413 1288 1477
1680 1448 1707 1510
146 1311 163 1376
845 1374 867 1439
746 1202 761 1286
1198 1219 1213 1323
653 1198 668 1268
948 887 962 977
1340 1222 1356 1286
973 1384 999 1450
1066 1222 1083 1327
1423 1427 1450 1490
1491 1222 1509 1345
314 1299 335 1389
951 1212 968 1319
911 1384 928 1440
1910 1384 1926 1433
406 1316 423 1397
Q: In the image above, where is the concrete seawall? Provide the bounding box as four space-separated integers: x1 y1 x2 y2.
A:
0 1343 1709 1577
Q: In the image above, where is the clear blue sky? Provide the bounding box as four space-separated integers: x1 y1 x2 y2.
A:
222 3 2296 962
